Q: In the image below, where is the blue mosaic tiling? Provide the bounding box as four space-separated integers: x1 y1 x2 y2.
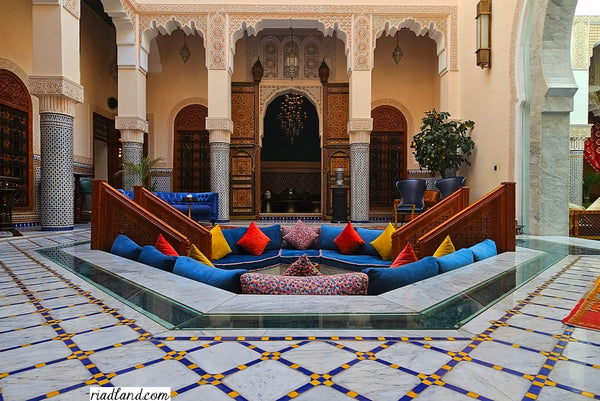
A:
121 142 143 190
0 232 599 401
210 142 230 222
39 113 74 231
350 143 369 222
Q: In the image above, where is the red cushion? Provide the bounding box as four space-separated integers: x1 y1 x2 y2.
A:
334 222 365 255
391 242 418 268
155 234 179 256
237 221 271 255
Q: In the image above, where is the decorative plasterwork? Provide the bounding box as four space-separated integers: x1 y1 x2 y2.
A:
37 96 76 116
0 59 31 93
30 76 84 104
207 13 229 70
352 15 372 71
572 19 590 69
570 124 592 151
347 118 373 144
205 117 234 132
258 82 323 146
115 116 149 133
120 129 145 143
63 0 80 19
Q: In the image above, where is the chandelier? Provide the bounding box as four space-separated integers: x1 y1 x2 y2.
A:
278 93 307 146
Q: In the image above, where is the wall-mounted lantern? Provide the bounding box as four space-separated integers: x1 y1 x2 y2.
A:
476 0 491 69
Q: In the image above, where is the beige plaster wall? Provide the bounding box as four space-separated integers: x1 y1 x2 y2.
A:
372 29 440 171
455 0 517 201
232 35 250 82
146 30 208 168
0 0 33 75
74 3 118 165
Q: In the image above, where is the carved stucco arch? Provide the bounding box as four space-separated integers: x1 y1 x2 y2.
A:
166 97 209 168
258 85 323 148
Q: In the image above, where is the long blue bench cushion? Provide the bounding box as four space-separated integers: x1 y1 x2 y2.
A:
355 227 385 257
111 234 142 260
173 256 247 293
280 249 320 263
319 225 343 251
117 189 134 200
363 256 439 295
436 248 474 274
211 249 280 271
221 227 248 254
261 224 282 251
469 239 497 262
320 249 391 272
137 245 178 272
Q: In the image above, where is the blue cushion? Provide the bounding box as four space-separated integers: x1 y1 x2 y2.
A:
212 250 280 271
222 227 248 254
355 228 384 257
137 246 178 272
363 256 439 295
110 235 142 260
319 225 343 251
261 224 282 251
320 249 391 271
280 249 320 263
436 248 474 273
469 239 497 262
173 256 247 293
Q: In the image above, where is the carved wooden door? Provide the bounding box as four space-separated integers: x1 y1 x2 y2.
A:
174 105 210 192
230 149 255 216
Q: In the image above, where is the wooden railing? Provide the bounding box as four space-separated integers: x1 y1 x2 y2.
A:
571 210 600 239
415 182 516 257
391 186 470 258
91 180 190 255
133 186 212 259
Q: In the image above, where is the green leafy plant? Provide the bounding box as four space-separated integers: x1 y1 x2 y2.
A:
582 172 600 207
410 109 475 178
117 156 163 191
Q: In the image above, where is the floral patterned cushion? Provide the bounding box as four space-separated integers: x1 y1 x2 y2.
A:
240 272 368 295
281 222 320 249
282 254 322 276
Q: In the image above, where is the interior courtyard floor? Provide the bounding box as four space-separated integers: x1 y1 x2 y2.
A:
1 226 599 401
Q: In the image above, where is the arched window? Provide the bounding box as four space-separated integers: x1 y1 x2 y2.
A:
0 69 33 210
173 104 210 192
370 105 407 210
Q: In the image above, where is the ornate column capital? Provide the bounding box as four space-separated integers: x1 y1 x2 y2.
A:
570 124 592 151
206 117 233 143
347 118 373 144
115 116 149 134
30 76 84 116
120 129 145 144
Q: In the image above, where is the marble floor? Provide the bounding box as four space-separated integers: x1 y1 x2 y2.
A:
0 228 599 401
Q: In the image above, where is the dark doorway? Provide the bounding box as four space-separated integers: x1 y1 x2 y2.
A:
261 92 321 214
173 104 210 193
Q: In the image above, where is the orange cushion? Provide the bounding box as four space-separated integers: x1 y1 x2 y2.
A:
237 221 271 255
391 242 418 267
334 222 365 255
155 234 179 256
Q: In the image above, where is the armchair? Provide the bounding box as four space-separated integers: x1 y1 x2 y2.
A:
436 176 466 199
394 179 427 228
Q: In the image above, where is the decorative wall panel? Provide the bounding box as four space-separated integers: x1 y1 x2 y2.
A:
326 86 349 142
230 149 256 216
232 85 255 141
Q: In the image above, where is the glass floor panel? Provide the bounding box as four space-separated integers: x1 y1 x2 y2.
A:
36 238 599 330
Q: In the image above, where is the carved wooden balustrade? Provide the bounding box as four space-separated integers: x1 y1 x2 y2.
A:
391 186 470 259
571 210 600 239
91 180 190 255
415 182 516 258
133 186 212 259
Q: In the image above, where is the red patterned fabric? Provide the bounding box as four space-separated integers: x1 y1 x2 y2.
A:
334 222 365 255
391 242 418 268
282 254 322 276
155 234 179 256
283 220 318 250
237 221 270 255
584 122 600 172
282 224 320 249
240 272 369 295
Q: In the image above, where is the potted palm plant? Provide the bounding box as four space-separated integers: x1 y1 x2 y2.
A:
411 109 475 178
118 156 163 190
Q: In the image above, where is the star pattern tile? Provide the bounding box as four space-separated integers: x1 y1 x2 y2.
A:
0 231 599 401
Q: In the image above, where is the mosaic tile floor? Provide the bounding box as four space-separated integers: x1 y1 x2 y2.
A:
1 230 599 400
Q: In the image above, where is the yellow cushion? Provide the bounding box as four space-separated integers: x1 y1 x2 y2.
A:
210 225 232 260
433 235 455 257
188 244 214 267
370 222 396 261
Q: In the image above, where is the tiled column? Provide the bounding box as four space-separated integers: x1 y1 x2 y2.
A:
116 119 148 190
31 89 83 231
348 123 372 222
207 119 233 222
569 124 591 205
